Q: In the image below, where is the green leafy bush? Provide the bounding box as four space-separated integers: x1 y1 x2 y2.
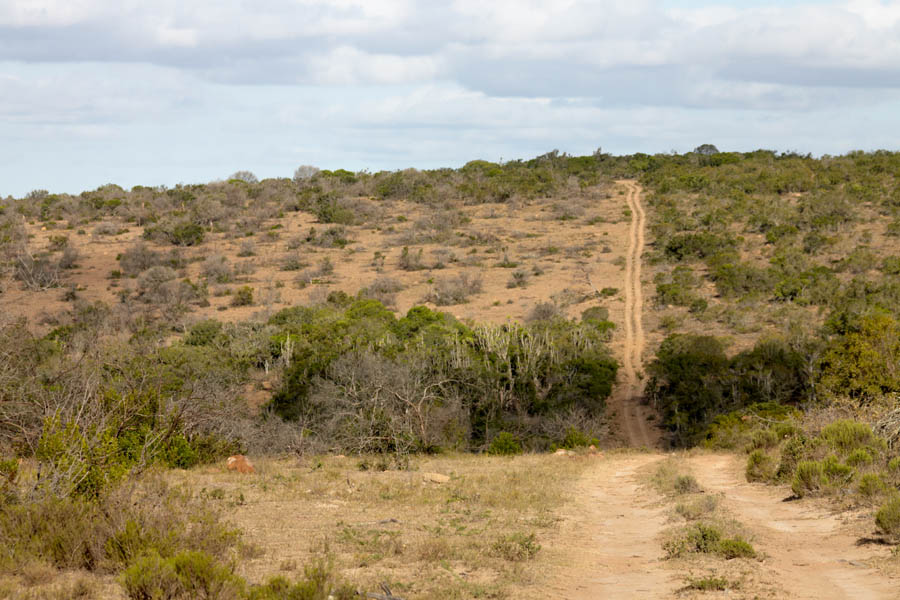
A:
487 432 522 456
875 496 900 536
746 450 775 482
231 286 254 307
791 460 825 497
121 550 243 600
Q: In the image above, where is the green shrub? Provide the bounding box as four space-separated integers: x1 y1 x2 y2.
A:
559 427 596 449
0 480 239 575
717 537 756 559
776 435 808 481
121 550 243 600
820 455 854 485
665 523 721 557
185 320 224 346
746 450 775 482
231 286 254 307
490 532 540 561
488 432 522 456
685 576 730 591
845 448 873 467
791 460 825 497
857 473 887 499
819 420 882 454
748 429 779 450
875 496 900 536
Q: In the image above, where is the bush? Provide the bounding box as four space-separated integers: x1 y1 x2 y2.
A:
231 286 254 307
674 475 701 494
424 273 482 305
398 246 426 271
145 221 205 247
791 460 825 497
746 450 775 482
875 496 900 536
717 537 756 559
558 427 596 449
487 432 522 456
666 523 721 557
0 478 240 575
857 473 887 500
846 448 873 467
121 550 243 600
202 255 234 283
675 496 718 521
489 532 540 561
507 269 529 288
14 251 60 290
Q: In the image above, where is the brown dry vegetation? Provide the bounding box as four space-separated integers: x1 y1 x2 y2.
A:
0 181 631 333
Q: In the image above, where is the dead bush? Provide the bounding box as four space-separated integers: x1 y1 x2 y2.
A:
309 352 468 457
526 302 562 322
424 273 483 305
359 277 405 308
201 254 234 283
14 251 60 290
118 242 163 276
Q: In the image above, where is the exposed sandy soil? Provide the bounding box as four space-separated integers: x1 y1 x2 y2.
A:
527 452 898 599
687 453 898 600
526 452 677 599
0 182 634 331
604 181 662 448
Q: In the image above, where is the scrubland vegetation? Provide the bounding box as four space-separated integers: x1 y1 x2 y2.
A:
2 147 900 596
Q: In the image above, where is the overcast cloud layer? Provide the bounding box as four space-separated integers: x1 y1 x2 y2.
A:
2 0 900 196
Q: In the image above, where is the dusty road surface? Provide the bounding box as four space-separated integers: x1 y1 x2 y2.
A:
688 453 897 600
529 453 677 599
531 452 898 599
605 181 660 448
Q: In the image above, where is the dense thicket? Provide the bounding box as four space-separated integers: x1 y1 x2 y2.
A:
635 149 900 444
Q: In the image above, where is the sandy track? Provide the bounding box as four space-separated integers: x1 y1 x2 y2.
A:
688 453 897 599
607 181 658 447
529 453 677 599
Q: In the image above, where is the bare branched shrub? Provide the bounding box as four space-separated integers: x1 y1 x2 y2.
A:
293 165 320 183
201 254 233 283
119 242 163 276
58 245 80 270
137 266 178 301
359 276 405 308
92 222 119 236
14 250 60 290
310 352 467 457
425 273 483 305
526 302 562 323
237 239 256 257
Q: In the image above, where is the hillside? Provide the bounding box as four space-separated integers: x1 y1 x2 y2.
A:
1 150 900 598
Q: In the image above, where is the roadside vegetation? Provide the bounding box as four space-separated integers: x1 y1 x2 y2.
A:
4 147 900 594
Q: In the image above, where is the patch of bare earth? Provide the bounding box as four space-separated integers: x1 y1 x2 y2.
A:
685 453 898 600
523 452 678 599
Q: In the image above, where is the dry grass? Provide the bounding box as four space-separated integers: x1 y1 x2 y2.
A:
165 453 590 599
645 455 767 600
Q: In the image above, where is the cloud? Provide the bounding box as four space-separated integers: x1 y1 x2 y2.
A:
1 0 900 197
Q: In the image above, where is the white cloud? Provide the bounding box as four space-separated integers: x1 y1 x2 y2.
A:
1 0 900 196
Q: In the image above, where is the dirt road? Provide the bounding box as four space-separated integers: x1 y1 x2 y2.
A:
531 453 677 599
534 452 897 599
688 453 897 599
607 181 659 447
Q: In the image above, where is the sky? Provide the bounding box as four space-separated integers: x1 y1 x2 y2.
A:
1 0 900 197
